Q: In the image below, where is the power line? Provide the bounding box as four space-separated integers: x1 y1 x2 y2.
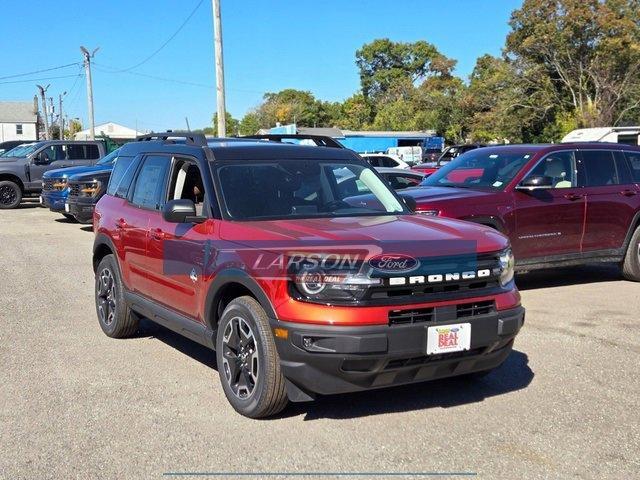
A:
0 73 83 85
0 62 80 80
111 0 205 73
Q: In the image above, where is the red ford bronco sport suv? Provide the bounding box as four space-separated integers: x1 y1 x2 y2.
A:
404 143 640 280
92 132 524 418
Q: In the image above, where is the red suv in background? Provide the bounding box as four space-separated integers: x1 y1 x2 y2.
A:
92 133 524 418
403 143 640 280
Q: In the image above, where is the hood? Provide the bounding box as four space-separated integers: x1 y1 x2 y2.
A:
219 214 508 257
68 167 113 181
0 156 27 164
402 186 494 204
43 164 108 179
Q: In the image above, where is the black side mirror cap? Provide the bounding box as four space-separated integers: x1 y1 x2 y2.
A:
517 175 553 190
399 194 417 212
162 199 206 224
33 152 47 165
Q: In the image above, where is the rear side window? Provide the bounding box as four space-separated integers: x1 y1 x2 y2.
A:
625 151 640 182
581 150 625 186
380 156 397 168
85 144 100 159
130 156 170 210
66 144 86 160
107 156 138 198
386 173 422 190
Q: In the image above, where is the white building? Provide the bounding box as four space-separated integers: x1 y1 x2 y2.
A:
0 101 38 142
74 122 146 142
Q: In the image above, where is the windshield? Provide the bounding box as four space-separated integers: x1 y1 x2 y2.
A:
97 148 120 165
1 142 42 158
421 149 534 190
216 159 407 220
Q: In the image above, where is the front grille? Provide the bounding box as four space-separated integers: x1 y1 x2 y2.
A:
388 300 495 326
69 183 81 197
384 347 484 370
42 178 56 191
42 178 65 191
389 307 435 325
457 300 495 318
366 252 502 304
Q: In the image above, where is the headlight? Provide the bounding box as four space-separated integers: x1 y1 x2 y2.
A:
291 256 381 303
53 179 68 190
81 181 102 197
499 248 515 286
417 209 440 216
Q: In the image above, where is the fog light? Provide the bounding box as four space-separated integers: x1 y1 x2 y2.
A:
273 327 288 340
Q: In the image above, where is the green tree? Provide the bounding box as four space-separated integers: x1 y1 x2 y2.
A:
506 0 640 129
356 39 455 103
238 112 261 135
212 112 239 136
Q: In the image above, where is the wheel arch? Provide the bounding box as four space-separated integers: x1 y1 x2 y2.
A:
205 269 277 332
0 173 25 191
93 233 118 273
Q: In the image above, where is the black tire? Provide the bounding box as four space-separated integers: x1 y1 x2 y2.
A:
94 254 139 338
216 296 288 418
62 213 77 222
0 180 22 209
622 226 640 281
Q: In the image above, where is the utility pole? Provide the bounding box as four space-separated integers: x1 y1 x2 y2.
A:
211 0 227 137
59 92 67 140
80 46 99 140
36 84 50 140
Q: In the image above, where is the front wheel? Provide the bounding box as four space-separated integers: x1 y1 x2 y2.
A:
622 226 640 281
0 180 22 209
216 296 288 418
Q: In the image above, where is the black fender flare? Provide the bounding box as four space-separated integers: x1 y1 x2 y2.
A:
92 233 120 272
622 210 640 251
204 268 277 330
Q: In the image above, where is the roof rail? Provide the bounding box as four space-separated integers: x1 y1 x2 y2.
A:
242 134 345 149
136 131 207 146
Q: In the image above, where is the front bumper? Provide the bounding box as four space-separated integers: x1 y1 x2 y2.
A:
41 191 68 212
272 305 524 399
65 195 97 223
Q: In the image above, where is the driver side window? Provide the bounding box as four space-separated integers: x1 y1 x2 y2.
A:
526 151 577 189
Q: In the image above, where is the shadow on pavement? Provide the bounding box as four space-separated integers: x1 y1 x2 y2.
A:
137 319 532 420
515 263 622 291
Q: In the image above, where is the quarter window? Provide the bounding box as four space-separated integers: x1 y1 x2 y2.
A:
131 156 170 210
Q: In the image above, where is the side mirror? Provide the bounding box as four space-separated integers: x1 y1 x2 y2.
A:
399 194 417 212
33 151 48 165
162 199 205 224
517 175 553 190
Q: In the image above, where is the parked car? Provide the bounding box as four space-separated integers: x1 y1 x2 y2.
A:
360 153 411 170
41 148 120 220
403 143 640 280
412 144 487 175
0 140 36 156
0 140 107 209
92 132 524 418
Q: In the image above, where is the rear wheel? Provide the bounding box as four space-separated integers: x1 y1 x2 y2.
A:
622 226 640 281
0 180 22 209
216 296 288 418
62 213 77 222
95 254 139 337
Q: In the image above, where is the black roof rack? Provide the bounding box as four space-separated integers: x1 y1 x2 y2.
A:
241 134 345 149
136 131 207 146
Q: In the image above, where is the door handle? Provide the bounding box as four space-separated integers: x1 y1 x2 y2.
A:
150 228 165 240
563 193 583 201
115 218 128 230
620 189 638 197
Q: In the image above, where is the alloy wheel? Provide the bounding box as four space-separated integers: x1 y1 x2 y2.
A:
0 185 17 206
222 316 259 399
97 268 117 326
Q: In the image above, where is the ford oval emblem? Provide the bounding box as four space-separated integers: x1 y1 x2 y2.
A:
368 254 420 273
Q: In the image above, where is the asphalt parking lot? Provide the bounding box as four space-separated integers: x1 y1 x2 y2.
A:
1 204 639 479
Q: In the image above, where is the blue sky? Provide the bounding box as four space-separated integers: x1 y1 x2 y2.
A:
1 0 522 132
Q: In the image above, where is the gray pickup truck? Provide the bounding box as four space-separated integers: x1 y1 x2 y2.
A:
0 140 106 209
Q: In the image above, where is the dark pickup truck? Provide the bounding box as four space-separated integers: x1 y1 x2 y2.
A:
0 140 106 209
